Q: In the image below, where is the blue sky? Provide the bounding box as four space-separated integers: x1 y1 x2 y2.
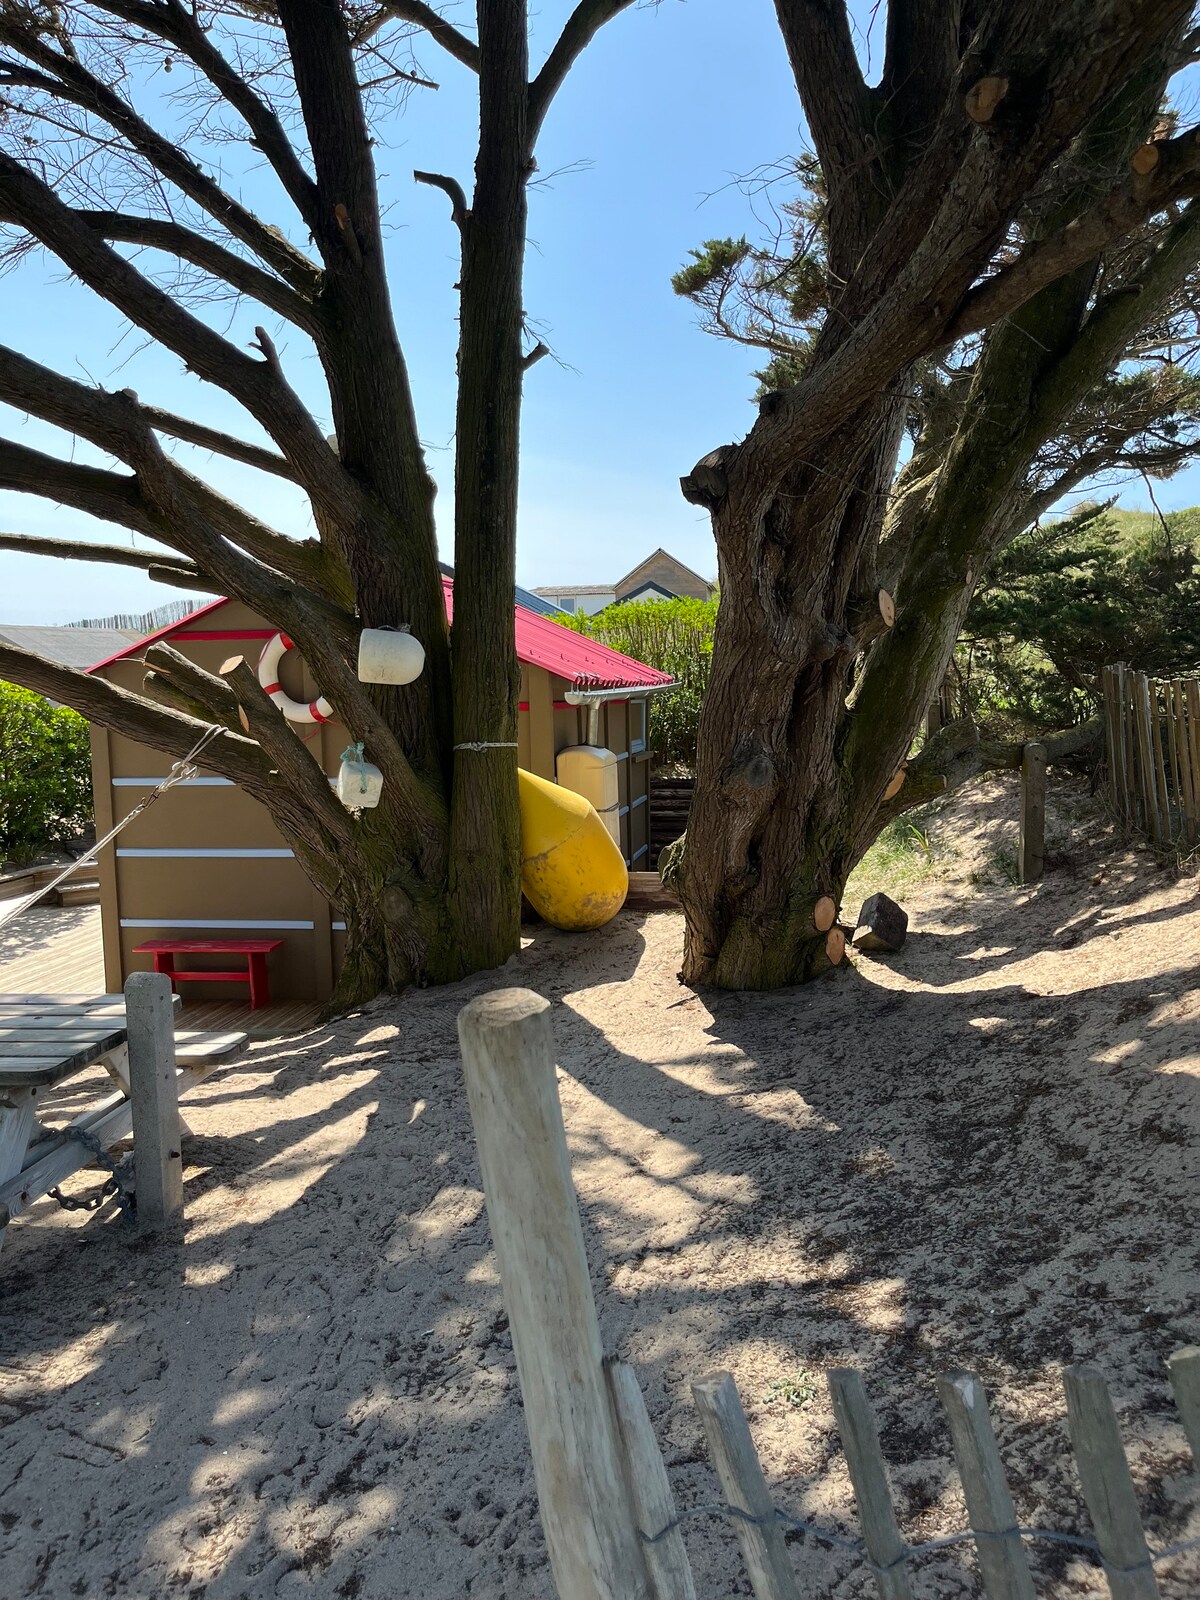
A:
1 0 1195 624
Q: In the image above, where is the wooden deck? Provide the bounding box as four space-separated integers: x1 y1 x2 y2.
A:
0 906 320 1037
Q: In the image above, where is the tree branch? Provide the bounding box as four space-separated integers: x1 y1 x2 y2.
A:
139 406 298 482
771 0 879 265
91 0 322 231
528 0 638 141
946 129 1200 344
67 209 320 332
0 638 267 791
0 24 320 293
379 1 480 72
0 437 161 540
414 169 469 227
0 530 206 585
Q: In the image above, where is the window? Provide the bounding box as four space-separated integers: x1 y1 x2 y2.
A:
630 698 647 756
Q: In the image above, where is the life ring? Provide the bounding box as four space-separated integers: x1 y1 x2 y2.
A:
257 632 334 725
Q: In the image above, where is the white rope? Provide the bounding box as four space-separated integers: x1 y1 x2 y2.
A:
0 723 225 931
453 741 518 751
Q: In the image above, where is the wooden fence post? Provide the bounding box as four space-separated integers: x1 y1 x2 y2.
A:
1063 1367 1159 1600
1020 743 1047 886
691 1371 801 1600
606 1359 698 1600
125 971 182 1229
1167 1347 1200 1466
937 1371 1035 1600
828 1369 912 1599
457 989 650 1600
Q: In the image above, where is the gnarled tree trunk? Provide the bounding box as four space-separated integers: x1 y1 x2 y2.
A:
672 0 1200 988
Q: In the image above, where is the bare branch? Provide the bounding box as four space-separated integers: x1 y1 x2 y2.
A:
521 340 550 371
139 406 298 481
0 637 267 792
0 529 205 584
379 1 480 72
528 0 638 142
67 209 320 332
414 168 469 227
0 23 320 292
90 0 322 230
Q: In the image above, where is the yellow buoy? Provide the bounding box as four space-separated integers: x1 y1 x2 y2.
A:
518 768 628 930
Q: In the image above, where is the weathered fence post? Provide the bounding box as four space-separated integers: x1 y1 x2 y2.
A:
937 1371 1035 1600
829 1369 912 1599
457 989 651 1600
1167 1347 1200 1466
1019 742 1047 886
1063 1366 1160 1600
691 1371 801 1600
125 971 182 1229
606 1359 698 1600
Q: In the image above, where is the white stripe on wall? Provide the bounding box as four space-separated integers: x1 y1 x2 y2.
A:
631 845 648 862
631 794 648 809
117 848 294 859
119 918 314 930
331 921 346 931
113 776 233 787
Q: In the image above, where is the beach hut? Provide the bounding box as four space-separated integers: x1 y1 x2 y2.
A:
87 578 671 1002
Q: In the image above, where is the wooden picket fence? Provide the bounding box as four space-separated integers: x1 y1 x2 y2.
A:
1102 665 1200 849
457 988 1200 1600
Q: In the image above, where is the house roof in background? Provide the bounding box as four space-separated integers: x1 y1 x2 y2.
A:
437 562 562 617
88 583 673 691
530 583 616 597
0 624 140 674
616 547 712 591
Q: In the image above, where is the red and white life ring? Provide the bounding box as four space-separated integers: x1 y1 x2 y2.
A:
257 632 334 725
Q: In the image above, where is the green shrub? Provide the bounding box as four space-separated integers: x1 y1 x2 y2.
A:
566 597 716 769
0 683 93 865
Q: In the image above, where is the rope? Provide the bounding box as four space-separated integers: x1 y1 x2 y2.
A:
641 1503 1200 1577
0 722 225 931
453 741 518 751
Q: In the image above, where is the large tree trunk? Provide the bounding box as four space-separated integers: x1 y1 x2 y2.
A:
672 2 1198 989
444 0 529 975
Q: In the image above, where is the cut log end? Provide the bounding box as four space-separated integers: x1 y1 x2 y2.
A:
237 705 251 735
813 894 837 933
825 927 846 966
878 588 896 628
964 75 1009 125
883 767 907 802
219 654 245 677
1130 143 1161 177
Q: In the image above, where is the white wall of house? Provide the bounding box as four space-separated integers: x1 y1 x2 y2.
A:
534 589 616 615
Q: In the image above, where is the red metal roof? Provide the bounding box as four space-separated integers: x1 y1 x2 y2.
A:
89 583 673 690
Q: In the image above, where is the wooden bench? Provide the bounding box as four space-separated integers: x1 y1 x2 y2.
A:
133 939 283 1009
0 992 248 1246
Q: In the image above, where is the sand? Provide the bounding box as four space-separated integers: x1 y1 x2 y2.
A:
2 774 1198 1598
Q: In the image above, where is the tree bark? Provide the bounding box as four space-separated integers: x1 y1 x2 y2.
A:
674 3 1199 989
442 0 530 973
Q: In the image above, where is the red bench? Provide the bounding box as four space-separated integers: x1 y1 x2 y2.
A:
132 939 283 1010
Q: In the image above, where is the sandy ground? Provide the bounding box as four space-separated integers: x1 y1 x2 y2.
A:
2 775 1199 1598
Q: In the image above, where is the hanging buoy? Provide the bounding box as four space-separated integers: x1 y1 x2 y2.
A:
357 626 425 686
337 742 383 809
257 632 334 725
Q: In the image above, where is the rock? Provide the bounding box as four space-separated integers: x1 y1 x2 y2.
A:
852 892 908 954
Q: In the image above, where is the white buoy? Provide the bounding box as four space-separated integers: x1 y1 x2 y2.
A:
337 744 384 810
357 626 425 685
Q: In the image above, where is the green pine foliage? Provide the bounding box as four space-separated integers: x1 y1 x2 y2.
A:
0 683 93 865
565 597 717 770
962 503 1200 729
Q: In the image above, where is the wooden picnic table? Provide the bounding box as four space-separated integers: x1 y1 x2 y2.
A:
0 982 246 1249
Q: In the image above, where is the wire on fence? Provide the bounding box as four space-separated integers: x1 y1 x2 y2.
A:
642 1503 1200 1577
